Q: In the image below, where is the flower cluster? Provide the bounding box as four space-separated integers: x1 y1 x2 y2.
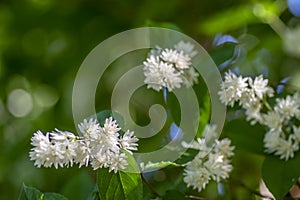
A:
182 125 235 192
143 41 199 91
262 93 300 160
29 117 139 172
219 70 300 160
218 70 274 124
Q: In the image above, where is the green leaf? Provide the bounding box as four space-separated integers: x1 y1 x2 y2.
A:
87 185 100 200
18 183 43 200
262 152 300 199
141 161 180 171
209 43 236 67
223 119 265 155
97 152 143 200
18 183 68 200
43 193 68 200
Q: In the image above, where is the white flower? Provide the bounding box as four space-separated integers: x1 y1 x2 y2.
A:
160 49 191 70
183 159 211 192
293 126 300 142
275 136 298 160
29 131 55 168
214 138 235 157
274 96 300 120
263 130 298 160
262 111 282 130
107 152 128 173
202 124 218 143
143 43 199 91
181 67 199 88
183 133 234 192
248 75 274 99
51 130 78 167
74 140 90 167
174 41 197 58
263 130 281 154
144 56 183 91
102 117 121 135
204 153 232 182
182 138 210 158
243 100 262 125
143 55 166 91
78 118 100 139
159 62 183 91
119 130 139 154
218 71 248 107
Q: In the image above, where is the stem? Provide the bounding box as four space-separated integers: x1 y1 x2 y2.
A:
141 173 161 197
263 99 272 111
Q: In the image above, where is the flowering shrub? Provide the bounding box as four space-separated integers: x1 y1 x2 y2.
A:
18 2 300 199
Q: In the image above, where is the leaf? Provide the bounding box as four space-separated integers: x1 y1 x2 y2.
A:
209 43 236 67
87 185 100 200
141 161 180 172
18 183 68 200
97 152 143 200
18 183 43 200
43 193 68 200
262 152 300 199
223 119 265 155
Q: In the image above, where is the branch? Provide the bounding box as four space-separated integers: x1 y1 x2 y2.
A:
141 173 161 197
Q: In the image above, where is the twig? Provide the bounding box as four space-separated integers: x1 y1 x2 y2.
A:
141 173 161 197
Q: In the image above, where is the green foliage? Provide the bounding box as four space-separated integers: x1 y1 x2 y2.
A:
198 5 257 35
262 152 300 199
18 183 67 200
223 119 265 155
97 152 142 200
18 183 43 200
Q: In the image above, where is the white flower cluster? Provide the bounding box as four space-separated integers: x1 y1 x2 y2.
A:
143 41 199 91
262 93 300 160
29 117 138 172
219 70 300 160
218 70 274 124
182 125 234 192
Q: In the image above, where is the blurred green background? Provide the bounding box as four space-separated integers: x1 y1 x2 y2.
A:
1 0 300 199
